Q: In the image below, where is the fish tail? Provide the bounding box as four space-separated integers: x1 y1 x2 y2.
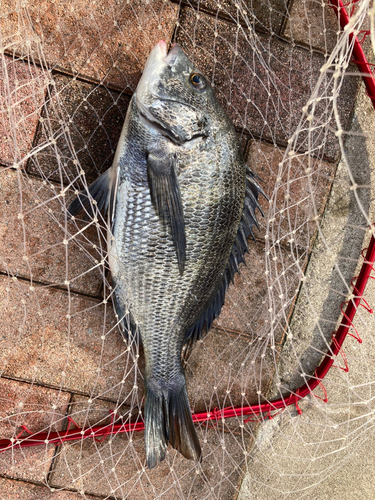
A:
144 378 169 469
144 375 202 469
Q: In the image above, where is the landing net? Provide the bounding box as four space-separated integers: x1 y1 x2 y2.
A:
0 1 375 498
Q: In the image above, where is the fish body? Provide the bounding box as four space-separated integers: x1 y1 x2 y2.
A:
68 41 264 468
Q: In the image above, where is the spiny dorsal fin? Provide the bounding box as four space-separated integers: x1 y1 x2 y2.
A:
184 165 267 348
67 166 118 222
147 152 186 275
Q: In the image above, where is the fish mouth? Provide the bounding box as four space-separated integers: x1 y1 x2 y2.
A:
148 40 182 67
136 41 181 103
164 43 180 66
135 41 182 142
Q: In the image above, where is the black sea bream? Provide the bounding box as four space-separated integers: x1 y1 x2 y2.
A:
68 41 265 469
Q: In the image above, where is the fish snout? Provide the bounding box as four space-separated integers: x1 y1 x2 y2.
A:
157 40 167 55
136 42 184 113
164 43 181 66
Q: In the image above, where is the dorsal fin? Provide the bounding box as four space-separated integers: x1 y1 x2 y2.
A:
184 166 267 348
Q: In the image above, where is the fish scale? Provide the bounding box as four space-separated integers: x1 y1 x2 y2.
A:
115 159 237 372
68 41 264 469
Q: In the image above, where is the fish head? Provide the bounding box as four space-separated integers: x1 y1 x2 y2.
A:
136 41 217 145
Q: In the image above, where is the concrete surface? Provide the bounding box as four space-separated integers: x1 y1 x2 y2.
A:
238 69 375 500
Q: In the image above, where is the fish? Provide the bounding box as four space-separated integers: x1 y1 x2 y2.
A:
68 40 265 469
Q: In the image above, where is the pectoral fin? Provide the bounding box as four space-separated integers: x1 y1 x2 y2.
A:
67 166 118 222
147 153 186 275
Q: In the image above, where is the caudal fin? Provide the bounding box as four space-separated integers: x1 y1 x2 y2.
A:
144 377 202 469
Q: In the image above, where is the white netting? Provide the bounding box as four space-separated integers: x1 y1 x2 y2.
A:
0 0 375 498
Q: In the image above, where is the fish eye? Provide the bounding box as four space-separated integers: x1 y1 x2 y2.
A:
190 73 206 91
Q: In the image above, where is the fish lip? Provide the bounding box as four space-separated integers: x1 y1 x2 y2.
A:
135 41 168 103
164 43 181 66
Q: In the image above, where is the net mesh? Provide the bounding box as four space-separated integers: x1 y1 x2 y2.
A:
0 0 375 498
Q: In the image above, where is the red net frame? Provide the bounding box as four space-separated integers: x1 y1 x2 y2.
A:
1 0 375 454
